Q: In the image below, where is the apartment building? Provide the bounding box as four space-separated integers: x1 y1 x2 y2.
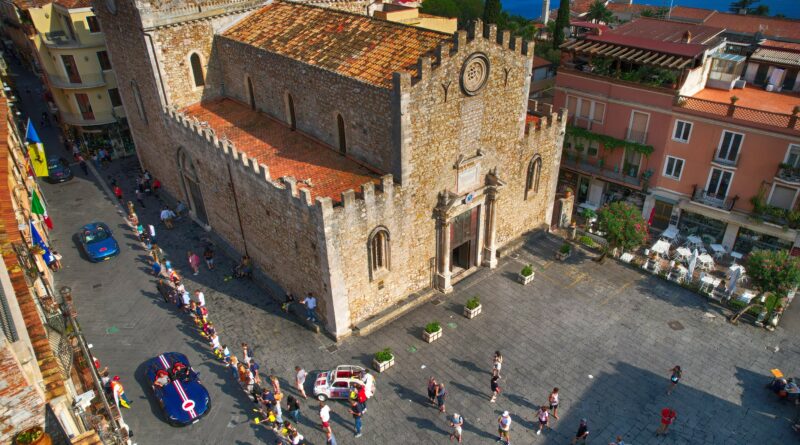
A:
555 18 800 256
0 0 132 155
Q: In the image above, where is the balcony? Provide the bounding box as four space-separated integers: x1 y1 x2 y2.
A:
60 111 117 127
561 155 642 188
691 186 738 211
42 31 105 49
775 164 800 184
625 128 647 144
710 152 738 168
572 116 594 130
48 72 106 89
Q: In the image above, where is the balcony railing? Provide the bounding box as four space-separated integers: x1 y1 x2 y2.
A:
573 116 593 130
625 128 647 144
776 164 800 184
675 95 800 132
711 150 739 168
60 111 117 126
691 186 738 211
561 156 642 188
48 72 106 89
42 32 105 49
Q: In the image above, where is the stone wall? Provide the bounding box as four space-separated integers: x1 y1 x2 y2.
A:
0 341 45 443
215 36 394 174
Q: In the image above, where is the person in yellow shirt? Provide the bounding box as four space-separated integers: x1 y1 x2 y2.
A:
110 376 132 409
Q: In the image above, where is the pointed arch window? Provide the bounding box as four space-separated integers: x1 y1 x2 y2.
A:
286 93 296 130
131 80 147 123
368 226 390 278
246 76 255 109
190 53 204 87
336 113 346 155
525 155 542 199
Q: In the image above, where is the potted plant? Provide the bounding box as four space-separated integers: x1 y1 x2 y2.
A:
564 187 573 198
556 242 572 261
518 264 535 285
463 296 482 319
16 426 51 445
422 321 442 343
372 348 394 372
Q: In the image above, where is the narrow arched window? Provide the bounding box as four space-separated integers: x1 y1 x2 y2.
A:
525 155 542 199
246 76 255 109
190 53 204 87
336 113 346 155
131 80 147 123
286 93 296 130
368 227 390 278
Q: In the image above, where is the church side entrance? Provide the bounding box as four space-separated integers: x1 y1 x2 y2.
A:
450 206 479 276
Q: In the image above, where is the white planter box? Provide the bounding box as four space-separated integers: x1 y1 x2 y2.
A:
373 356 395 373
556 251 571 261
518 272 535 285
464 304 482 319
422 328 442 343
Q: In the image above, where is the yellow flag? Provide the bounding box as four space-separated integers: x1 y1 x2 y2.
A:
28 143 48 177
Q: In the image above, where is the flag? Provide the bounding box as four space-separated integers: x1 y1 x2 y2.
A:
31 189 53 229
30 222 54 265
25 120 48 177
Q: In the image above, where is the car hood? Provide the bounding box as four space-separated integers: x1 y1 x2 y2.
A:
86 237 118 255
161 379 210 424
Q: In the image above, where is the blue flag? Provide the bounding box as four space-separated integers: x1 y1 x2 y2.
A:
25 119 41 144
30 223 53 264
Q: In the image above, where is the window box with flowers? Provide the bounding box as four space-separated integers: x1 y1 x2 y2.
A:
463 296 482 319
422 321 442 343
373 348 395 372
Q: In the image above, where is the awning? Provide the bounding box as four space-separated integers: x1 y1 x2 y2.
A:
750 48 800 68
560 39 694 69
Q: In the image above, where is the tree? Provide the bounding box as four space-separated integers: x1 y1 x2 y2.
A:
595 202 649 262
640 7 669 18
553 0 571 49
421 0 460 19
483 0 502 24
729 0 768 15
728 249 800 324
586 0 613 24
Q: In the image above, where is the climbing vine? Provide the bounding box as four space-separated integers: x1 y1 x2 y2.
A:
566 125 654 156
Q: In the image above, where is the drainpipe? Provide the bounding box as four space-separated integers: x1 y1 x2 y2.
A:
142 32 169 108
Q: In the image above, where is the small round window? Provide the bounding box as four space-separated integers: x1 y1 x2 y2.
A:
460 53 490 96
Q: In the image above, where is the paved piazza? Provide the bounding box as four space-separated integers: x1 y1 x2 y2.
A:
43 155 799 445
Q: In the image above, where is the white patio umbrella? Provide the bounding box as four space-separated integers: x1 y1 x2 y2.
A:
687 249 699 281
727 266 741 295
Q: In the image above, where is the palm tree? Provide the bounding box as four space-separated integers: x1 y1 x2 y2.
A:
586 0 613 24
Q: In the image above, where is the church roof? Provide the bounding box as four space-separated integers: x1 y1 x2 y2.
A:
222 1 451 88
181 98 380 203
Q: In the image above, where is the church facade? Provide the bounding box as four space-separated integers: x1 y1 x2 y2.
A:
93 0 565 339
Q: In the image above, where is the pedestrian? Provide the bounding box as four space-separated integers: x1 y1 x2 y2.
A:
325 429 337 445
153 178 161 197
151 259 162 277
92 152 101 169
248 357 260 383
362 368 375 399
160 207 176 229
536 405 550 435
497 411 512 445
110 376 132 409
667 365 682 395
303 293 317 323
427 376 437 405
357 384 368 412
349 398 363 438
222 344 231 365
490 371 500 403
188 251 201 275
609 435 626 445
656 407 676 436
295 366 308 399
571 418 589 444
135 188 147 208
78 156 88 175
180 289 191 312
113 185 123 203
449 412 463 443
148 224 157 245
287 394 301 422
150 243 163 263
242 342 251 363
548 387 560 419
319 400 331 433
435 382 447 413
288 430 304 445
50 250 63 271
493 350 503 378
194 290 206 307
203 246 215 270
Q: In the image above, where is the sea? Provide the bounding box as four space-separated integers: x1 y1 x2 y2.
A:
501 0 800 20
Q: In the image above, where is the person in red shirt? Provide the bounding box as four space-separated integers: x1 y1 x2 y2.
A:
113 185 123 203
656 407 677 436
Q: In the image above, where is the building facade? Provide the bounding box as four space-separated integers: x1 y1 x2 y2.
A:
93 0 565 339
555 18 800 257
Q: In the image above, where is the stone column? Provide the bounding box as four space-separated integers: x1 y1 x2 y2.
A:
436 216 453 293
482 190 498 268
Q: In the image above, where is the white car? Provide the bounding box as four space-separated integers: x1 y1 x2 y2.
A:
313 365 369 401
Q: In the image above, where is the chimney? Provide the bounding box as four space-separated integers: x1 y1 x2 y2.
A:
541 0 550 24
682 30 692 44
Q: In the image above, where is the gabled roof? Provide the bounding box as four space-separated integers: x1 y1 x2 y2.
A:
609 17 724 45
667 6 800 42
607 2 659 14
222 1 451 89
760 39 800 52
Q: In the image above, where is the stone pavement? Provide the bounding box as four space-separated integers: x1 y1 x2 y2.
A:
13 62 799 445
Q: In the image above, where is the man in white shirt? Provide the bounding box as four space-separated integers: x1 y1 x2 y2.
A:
194 290 206 307
305 293 317 323
295 366 308 399
181 291 191 311
319 400 331 432
362 369 375 398
160 207 176 229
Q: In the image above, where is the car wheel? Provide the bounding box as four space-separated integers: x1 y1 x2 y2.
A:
316 394 327 402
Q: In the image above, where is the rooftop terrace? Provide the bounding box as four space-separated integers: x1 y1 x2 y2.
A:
692 86 800 115
181 98 380 203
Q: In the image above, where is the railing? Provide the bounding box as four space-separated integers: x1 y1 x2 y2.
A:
776 164 800 184
573 116 593 130
711 150 739 168
676 95 800 132
48 71 106 89
691 186 737 211
561 156 642 187
625 128 647 144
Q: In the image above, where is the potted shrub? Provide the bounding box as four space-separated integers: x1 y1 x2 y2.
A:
564 187 573 198
16 426 51 445
556 242 572 261
518 264 535 285
463 296 482 319
422 321 442 343
372 348 394 372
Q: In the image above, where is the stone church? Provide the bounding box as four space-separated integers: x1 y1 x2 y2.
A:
93 0 565 339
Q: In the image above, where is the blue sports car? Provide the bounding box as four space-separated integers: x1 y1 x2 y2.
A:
144 352 210 426
78 222 119 262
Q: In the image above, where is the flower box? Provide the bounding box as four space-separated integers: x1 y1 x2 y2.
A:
517 271 535 284
372 356 395 372
422 327 442 343
463 304 482 319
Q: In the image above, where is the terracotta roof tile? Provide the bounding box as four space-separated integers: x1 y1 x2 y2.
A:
667 6 716 21
54 0 93 8
222 1 451 88
181 98 380 202
668 6 800 41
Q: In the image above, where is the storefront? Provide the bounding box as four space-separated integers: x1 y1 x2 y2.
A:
678 211 727 244
733 226 794 254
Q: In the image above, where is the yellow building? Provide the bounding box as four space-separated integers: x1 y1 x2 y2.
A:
1 0 132 155
369 2 457 34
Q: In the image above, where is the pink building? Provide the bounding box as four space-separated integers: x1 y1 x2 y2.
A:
555 18 800 255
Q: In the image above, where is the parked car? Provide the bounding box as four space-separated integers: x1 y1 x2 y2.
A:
78 222 119 262
313 365 369 401
44 157 73 183
144 352 210 426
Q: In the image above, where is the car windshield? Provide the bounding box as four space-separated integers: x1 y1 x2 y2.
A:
84 227 110 243
47 161 60 169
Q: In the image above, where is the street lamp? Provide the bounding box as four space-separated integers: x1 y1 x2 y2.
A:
59 285 71 301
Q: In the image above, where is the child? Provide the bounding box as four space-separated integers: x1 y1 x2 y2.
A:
222 344 231 365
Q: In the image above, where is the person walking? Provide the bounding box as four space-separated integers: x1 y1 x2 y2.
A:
286 394 301 422
427 376 438 405
493 351 503 378
188 251 201 275
490 371 500 403
242 342 251 364
609 435 626 445
548 387 560 419
349 399 364 438
362 369 375 399
113 185 123 203
497 411 512 445
656 407 677 436
571 418 589 444
203 246 215 270
160 207 176 229
194 290 206 307
110 376 132 409
435 382 447 413
248 357 260 383
536 405 550 435
667 365 682 395
326 429 337 445
295 366 308 399
449 412 463 443
319 400 331 433
304 293 318 323
135 188 146 208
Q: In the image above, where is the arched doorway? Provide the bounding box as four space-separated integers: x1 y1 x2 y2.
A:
177 148 208 225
